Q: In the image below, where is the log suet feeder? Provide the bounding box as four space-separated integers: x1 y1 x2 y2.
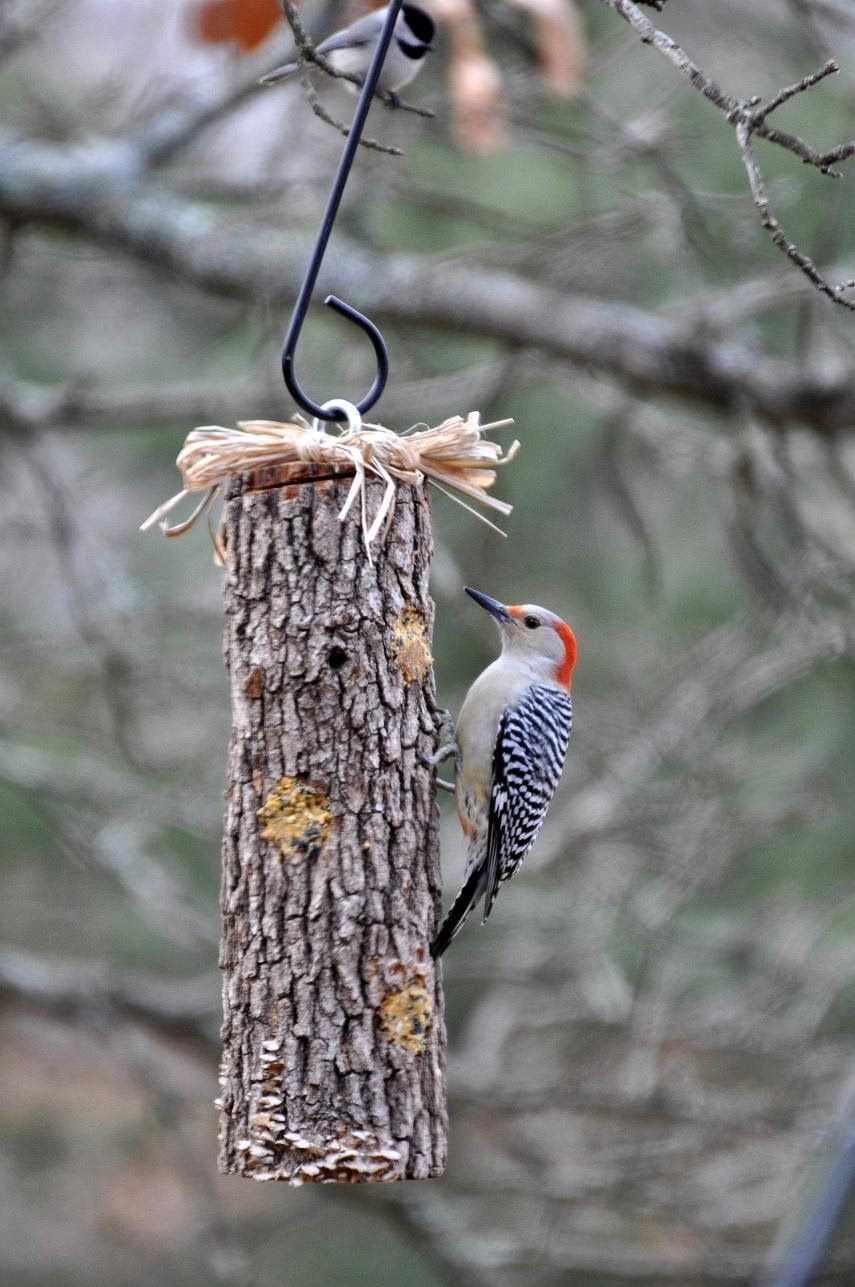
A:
216 464 446 1182
142 0 518 1185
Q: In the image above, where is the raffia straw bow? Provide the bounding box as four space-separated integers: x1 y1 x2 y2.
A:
141 412 520 558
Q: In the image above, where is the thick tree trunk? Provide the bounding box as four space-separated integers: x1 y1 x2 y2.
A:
217 468 447 1183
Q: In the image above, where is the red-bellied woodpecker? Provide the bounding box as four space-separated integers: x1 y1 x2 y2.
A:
430 586 577 958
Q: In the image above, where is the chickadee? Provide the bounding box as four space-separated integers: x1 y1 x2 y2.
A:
260 3 435 98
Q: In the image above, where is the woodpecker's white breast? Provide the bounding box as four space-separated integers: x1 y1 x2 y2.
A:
455 656 566 847
458 657 564 762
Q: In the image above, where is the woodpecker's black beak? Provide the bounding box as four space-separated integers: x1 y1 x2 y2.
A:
465 586 511 624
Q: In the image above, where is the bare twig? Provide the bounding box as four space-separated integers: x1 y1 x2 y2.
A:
735 120 855 309
599 0 855 307
300 70 403 157
751 61 840 127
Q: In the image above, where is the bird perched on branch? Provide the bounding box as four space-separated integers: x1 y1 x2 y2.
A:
260 3 436 98
430 587 576 957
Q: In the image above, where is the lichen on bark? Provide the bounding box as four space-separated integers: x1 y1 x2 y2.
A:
218 471 447 1182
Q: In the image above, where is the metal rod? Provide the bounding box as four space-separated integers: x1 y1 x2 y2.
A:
281 0 404 421
767 1115 855 1287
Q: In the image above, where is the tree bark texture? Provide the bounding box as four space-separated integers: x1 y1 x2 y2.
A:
218 469 447 1183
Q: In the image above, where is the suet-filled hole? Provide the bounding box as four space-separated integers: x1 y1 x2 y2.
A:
377 973 433 1053
390 605 432 684
258 777 331 861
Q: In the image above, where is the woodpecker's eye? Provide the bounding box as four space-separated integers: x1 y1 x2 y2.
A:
523 615 540 629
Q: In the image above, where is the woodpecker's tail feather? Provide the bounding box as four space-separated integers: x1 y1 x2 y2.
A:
259 62 299 86
430 865 488 958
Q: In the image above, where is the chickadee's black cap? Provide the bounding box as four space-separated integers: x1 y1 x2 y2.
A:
402 4 435 44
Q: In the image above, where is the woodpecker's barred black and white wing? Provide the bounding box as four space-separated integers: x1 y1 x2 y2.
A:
482 684 572 921
431 684 572 957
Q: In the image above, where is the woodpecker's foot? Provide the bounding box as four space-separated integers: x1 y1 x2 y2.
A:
420 746 459 799
431 705 456 745
423 741 459 770
384 91 401 110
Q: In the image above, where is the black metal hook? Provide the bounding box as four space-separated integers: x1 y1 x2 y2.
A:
281 0 405 422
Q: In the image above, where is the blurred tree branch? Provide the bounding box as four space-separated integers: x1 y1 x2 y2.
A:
0 0 60 64
0 135 853 432
539 606 851 873
0 360 509 430
0 947 218 1047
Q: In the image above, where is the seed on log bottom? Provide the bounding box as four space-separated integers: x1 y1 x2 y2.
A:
377 975 434 1052
257 776 331 861
390 605 433 684
240 1126 404 1185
